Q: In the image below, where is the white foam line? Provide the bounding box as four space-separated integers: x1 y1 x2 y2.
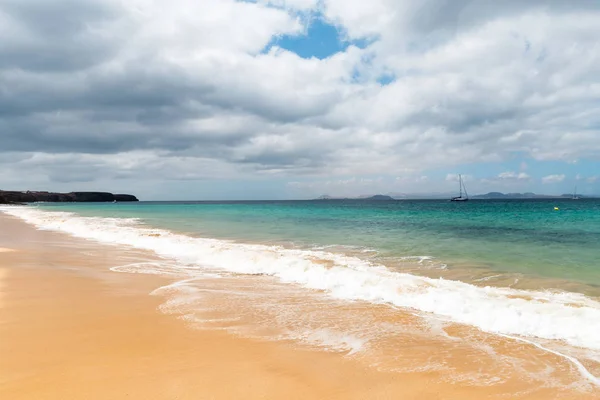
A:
473 274 503 282
408 309 600 388
497 333 600 388
110 262 166 271
192 317 243 323
154 278 204 289
4 207 600 354
150 277 225 296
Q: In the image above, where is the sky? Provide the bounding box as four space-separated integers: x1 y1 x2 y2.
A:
1 0 599 200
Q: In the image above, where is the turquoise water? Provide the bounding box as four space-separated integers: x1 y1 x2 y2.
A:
9 198 600 384
36 199 600 286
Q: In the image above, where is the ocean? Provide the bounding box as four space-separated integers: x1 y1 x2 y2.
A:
3 199 600 391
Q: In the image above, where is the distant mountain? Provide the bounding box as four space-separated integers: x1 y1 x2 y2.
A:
559 193 592 198
386 192 455 199
315 192 598 201
365 194 394 200
471 192 572 199
314 194 394 201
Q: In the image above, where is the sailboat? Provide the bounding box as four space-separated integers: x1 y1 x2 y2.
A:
451 174 469 202
572 186 580 200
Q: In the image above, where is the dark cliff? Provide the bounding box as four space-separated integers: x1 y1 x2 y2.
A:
114 194 138 202
0 191 139 204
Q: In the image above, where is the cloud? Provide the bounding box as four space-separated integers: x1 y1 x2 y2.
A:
574 174 600 184
396 175 429 183
261 0 320 11
446 173 473 182
1 0 600 196
479 171 531 186
497 171 531 181
542 174 566 184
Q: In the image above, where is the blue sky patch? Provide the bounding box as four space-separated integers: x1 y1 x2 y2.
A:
265 17 371 60
378 74 395 86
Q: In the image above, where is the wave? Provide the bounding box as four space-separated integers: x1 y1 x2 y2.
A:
3 206 600 355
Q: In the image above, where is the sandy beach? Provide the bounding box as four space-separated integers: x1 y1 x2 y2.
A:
0 213 598 399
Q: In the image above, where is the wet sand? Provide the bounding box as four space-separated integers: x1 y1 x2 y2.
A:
0 213 598 399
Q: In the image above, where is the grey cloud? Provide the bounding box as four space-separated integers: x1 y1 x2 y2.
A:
0 151 226 185
0 0 123 72
48 170 97 183
0 0 342 171
235 149 328 169
1 0 599 192
0 110 262 156
1 0 117 37
399 0 600 41
0 52 336 161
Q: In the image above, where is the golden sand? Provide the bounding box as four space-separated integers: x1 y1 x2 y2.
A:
0 214 598 399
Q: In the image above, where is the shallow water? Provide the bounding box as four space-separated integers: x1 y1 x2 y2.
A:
28 199 600 285
3 199 600 394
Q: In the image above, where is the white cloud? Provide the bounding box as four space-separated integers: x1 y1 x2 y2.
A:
261 0 320 11
446 173 473 182
497 171 531 180
395 174 429 184
542 174 566 184
1 0 600 195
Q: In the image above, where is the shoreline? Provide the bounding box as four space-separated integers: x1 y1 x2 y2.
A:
12 202 600 299
1 212 599 399
0 214 458 399
6 203 600 297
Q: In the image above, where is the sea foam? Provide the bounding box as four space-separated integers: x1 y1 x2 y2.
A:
3 206 600 354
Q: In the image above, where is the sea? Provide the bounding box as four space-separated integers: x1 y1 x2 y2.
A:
3 199 600 394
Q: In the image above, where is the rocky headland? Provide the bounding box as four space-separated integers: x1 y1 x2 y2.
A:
0 191 138 204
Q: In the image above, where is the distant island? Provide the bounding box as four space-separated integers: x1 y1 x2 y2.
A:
0 190 139 204
315 194 395 201
315 192 596 201
365 194 395 200
471 192 593 199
